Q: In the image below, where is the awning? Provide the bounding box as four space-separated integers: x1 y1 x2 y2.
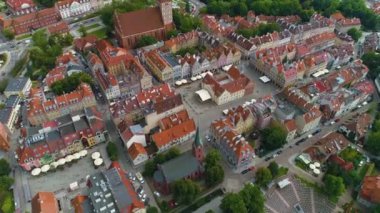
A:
57 158 66 165
309 164 316 170
73 153 81 160
181 79 188 84
191 77 197 81
175 81 182 86
313 168 320 175
314 162 321 167
195 89 212 102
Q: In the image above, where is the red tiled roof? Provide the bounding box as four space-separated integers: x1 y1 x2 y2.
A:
32 192 59 213
114 7 165 38
71 195 88 213
152 119 196 149
284 119 297 132
360 175 380 204
47 21 69 35
127 143 147 161
74 35 98 51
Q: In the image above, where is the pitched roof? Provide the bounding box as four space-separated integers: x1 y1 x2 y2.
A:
360 175 380 204
127 143 147 161
31 192 59 213
153 152 202 183
47 21 69 35
152 119 196 149
114 7 164 37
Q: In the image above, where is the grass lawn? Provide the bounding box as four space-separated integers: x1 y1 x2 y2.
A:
16 33 32 40
84 23 101 31
88 28 107 39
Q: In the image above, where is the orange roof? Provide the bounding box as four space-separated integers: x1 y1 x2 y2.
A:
152 119 196 149
31 192 59 213
284 119 297 132
159 109 190 130
127 143 147 161
71 195 88 213
144 50 170 71
360 175 380 204
47 21 69 35
330 12 345 21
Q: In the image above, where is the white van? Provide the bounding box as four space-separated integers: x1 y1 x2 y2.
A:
136 172 144 184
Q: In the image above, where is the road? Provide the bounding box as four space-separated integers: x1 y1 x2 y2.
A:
189 0 206 15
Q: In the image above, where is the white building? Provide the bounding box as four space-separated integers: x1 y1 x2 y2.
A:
55 0 99 19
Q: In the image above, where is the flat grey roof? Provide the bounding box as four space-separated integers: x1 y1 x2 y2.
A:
4 77 29 92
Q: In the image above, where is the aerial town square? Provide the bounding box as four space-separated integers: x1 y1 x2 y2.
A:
1 0 380 212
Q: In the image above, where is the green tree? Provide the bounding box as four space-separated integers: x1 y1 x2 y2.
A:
205 149 222 167
136 35 157 48
78 25 87 37
185 0 191 13
239 184 265 213
323 174 346 202
147 206 159 213
361 52 380 79
50 72 93 95
2 29 15 40
143 160 156 177
0 79 9 94
106 142 118 161
255 167 272 187
167 29 179 39
205 164 224 187
172 179 200 204
1 193 14 213
205 210 215 213
220 193 247 213
365 132 380 155
0 176 14 191
165 147 181 160
261 122 287 151
173 9 202 33
204 149 224 187
347 28 362 42
0 159 11 176
268 161 279 178
373 205 380 213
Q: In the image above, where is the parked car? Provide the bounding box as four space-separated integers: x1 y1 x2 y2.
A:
153 191 161 197
264 156 272 161
136 172 144 184
276 150 283 155
241 169 250 174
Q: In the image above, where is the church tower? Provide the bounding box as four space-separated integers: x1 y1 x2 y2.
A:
192 126 204 162
158 0 173 26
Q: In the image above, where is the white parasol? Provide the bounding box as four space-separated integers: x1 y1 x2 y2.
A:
79 150 88 157
313 168 321 175
41 164 50 172
31 168 41 176
57 158 66 165
94 158 103 166
309 164 316 170
91 152 101 160
73 153 81 159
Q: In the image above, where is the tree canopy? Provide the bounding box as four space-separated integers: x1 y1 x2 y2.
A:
136 36 158 48
365 132 380 156
146 206 159 213
143 147 181 177
346 28 362 42
236 23 281 38
204 149 225 187
106 142 118 161
255 167 273 187
260 122 287 151
173 9 202 33
220 193 247 213
172 179 200 204
323 174 346 202
0 159 11 177
239 184 265 213
361 52 380 79
2 29 14 40
50 72 93 95
268 161 280 178
34 0 56 7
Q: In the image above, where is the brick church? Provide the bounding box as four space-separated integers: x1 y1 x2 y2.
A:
114 0 173 49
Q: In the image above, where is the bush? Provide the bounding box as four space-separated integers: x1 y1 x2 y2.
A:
106 142 118 161
0 79 9 94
